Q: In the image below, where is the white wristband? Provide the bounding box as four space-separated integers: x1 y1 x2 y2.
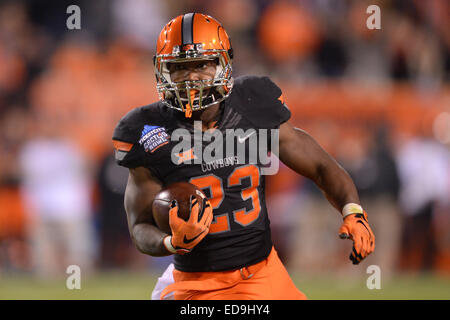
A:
163 235 177 254
342 203 363 219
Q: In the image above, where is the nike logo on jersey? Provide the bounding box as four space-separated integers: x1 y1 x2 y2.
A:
237 131 256 143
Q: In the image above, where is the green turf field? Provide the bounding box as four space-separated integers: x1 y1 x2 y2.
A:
292 273 450 300
1 271 450 300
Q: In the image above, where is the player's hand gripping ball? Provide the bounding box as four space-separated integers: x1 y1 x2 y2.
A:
339 211 375 265
168 195 213 254
152 182 213 254
152 182 208 234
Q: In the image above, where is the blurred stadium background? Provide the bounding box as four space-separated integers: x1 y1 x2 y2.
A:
0 0 449 299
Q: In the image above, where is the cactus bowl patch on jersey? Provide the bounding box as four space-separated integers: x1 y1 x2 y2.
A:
139 125 169 153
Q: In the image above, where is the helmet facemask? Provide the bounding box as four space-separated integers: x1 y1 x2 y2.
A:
154 44 233 118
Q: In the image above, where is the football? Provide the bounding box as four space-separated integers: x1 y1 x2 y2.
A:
152 181 207 234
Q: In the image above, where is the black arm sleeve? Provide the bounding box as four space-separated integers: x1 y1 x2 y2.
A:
112 107 149 169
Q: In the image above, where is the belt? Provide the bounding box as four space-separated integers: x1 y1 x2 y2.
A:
160 251 271 300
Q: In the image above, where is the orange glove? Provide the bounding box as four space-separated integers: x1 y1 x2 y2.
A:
164 196 213 255
339 210 375 265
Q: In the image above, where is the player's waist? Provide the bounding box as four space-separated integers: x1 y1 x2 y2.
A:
161 246 276 299
173 228 272 272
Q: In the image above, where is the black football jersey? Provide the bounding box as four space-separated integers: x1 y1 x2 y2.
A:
113 76 291 272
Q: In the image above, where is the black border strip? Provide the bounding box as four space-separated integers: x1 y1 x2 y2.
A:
182 12 195 45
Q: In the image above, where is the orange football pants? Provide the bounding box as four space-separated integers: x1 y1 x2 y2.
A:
161 247 307 300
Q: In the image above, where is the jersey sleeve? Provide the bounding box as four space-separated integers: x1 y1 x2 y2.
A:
231 76 291 129
112 108 148 169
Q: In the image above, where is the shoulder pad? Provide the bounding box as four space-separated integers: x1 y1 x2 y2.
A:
228 76 291 128
112 102 168 169
112 102 167 143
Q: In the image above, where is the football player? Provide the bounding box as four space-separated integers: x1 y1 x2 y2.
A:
112 13 375 300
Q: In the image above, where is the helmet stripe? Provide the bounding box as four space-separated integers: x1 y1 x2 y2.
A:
182 13 195 45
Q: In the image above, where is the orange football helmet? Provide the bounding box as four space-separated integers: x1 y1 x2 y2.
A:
154 13 234 117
